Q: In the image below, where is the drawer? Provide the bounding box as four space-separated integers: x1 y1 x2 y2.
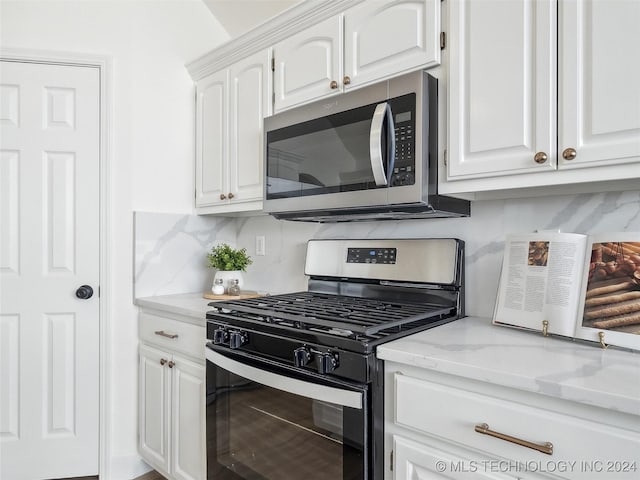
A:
394 374 640 480
139 311 205 360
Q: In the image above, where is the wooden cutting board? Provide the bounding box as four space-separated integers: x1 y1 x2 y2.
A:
203 291 263 301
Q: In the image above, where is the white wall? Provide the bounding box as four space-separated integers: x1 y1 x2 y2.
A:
0 1 228 477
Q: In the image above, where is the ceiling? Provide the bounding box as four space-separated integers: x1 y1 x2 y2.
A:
202 0 299 38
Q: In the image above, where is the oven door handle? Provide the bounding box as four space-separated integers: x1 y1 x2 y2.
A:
369 101 395 187
206 349 363 410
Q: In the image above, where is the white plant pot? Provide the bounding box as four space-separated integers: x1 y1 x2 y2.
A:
212 270 244 293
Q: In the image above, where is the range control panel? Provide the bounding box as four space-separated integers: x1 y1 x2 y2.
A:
346 247 397 264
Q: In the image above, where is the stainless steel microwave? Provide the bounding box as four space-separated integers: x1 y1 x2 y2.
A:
263 70 470 222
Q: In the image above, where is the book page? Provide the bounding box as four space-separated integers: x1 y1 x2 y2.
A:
493 233 588 336
574 233 640 350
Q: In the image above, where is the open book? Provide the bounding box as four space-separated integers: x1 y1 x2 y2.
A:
493 232 640 350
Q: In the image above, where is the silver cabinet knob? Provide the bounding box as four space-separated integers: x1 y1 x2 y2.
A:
219 193 226 200
330 80 338 89
343 75 351 85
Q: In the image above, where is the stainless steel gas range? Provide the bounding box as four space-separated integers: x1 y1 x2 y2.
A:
205 238 465 480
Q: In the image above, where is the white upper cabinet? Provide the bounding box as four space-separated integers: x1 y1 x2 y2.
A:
228 51 271 205
195 69 227 207
273 0 440 113
273 16 343 112
195 49 270 214
559 0 640 170
446 0 640 190
344 0 440 88
448 0 556 178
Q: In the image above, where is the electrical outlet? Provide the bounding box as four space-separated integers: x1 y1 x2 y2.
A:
256 235 266 256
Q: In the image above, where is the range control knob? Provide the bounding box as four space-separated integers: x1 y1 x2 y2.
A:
316 352 338 374
229 331 248 350
293 347 311 367
213 328 228 345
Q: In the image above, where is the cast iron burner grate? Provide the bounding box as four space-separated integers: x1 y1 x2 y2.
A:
208 291 454 339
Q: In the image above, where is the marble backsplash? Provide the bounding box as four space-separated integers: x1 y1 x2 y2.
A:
133 212 236 298
134 190 640 317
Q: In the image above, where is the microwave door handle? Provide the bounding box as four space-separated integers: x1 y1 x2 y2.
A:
386 104 396 185
369 102 392 186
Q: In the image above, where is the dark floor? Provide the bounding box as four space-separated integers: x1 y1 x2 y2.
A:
62 471 165 480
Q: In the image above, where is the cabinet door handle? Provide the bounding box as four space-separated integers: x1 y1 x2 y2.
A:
474 423 553 455
562 147 577 160
220 193 227 200
330 80 338 89
343 75 351 86
228 192 234 199
167 360 175 369
533 152 547 164
160 358 167 366
154 330 179 339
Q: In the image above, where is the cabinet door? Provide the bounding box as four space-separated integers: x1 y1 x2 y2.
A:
393 436 514 480
228 50 271 204
171 355 205 480
195 70 228 207
559 0 640 169
139 344 171 474
344 0 440 89
273 15 343 112
448 0 556 179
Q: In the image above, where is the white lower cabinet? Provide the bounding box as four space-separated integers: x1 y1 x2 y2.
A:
139 311 206 480
393 436 516 480
386 364 640 480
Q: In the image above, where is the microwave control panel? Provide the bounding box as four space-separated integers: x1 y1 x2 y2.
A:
390 94 416 187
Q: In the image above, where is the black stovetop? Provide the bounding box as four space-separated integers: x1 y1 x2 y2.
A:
206 291 457 347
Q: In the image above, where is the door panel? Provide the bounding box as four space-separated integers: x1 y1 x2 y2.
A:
273 15 343 112
139 344 171 473
229 50 269 204
172 355 205 480
0 60 100 480
0 150 19 274
448 0 556 178
559 0 640 169
344 0 440 89
195 70 228 206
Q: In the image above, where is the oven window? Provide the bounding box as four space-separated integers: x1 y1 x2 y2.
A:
208 362 365 480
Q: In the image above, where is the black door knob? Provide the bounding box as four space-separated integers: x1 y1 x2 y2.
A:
76 285 94 299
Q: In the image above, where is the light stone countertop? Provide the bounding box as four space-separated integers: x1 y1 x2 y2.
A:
377 316 640 417
135 292 217 325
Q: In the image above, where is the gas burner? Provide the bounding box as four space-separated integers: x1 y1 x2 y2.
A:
209 291 455 340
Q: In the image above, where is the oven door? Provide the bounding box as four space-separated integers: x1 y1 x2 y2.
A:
206 346 368 480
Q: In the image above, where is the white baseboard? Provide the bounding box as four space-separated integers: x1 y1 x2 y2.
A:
107 455 152 480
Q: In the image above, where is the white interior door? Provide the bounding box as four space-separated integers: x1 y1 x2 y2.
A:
0 60 100 479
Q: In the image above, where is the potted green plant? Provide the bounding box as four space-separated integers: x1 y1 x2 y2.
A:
207 243 252 294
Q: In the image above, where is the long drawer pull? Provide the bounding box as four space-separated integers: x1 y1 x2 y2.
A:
474 423 553 455
154 330 179 339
